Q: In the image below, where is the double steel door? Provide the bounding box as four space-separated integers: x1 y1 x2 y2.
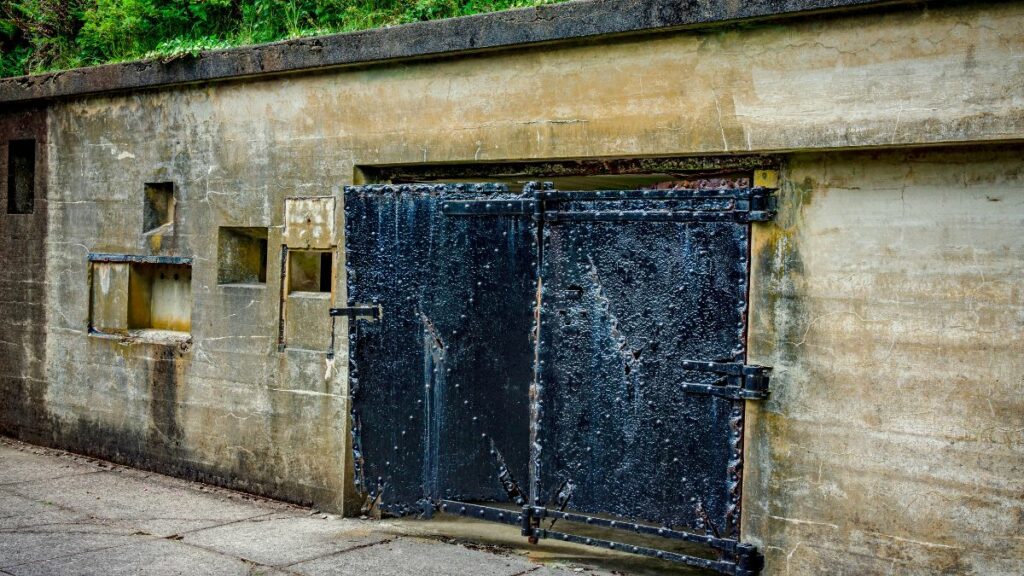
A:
340 181 772 575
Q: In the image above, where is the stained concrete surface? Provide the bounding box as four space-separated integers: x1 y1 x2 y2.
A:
0 0 898 104
0 437 702 576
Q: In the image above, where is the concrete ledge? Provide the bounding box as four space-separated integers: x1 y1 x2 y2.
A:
0 0 902 104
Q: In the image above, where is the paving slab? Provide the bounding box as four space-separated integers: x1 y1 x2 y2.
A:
289 536 541 576
0 437 695 576
5 538 262 576
0 530 149 570
0 489 129 534
0 444 106 486
183 513 390 567
3 469 272 537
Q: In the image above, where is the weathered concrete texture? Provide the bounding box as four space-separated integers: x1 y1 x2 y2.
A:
25 0 1024 521
0 0 903 104
118 0 1023 162
744 146 1024 575
0 2 1019 574
0 437 635 576
0 107 48 447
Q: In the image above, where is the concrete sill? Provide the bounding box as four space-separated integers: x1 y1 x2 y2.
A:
89 329 192 346
219 282 267 289
289 291 331 299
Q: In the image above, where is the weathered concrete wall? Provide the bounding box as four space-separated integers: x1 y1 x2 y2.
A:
0 107 49 445
745 146 1024 575
0 3 1020 573
41 107 351 511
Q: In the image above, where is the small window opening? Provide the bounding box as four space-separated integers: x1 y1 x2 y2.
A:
288 250 333 293
217 227 269 285
7 139 35 214
143 182 175 233
128 262 192 332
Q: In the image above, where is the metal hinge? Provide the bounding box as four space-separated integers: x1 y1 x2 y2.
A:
329 305 381 320
678 360 771 400
737 188 776 222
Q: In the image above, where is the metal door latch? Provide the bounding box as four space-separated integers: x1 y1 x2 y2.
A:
329 305 381 320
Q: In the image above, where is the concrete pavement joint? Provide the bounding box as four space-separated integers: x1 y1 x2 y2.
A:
281 536 398 568
0 533 159 570
167 510 281 538
0 469 108 487
152 536 307 576
0 527 132 536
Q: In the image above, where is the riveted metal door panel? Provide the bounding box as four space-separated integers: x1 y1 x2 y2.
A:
344 184 536 515
535 209 749 535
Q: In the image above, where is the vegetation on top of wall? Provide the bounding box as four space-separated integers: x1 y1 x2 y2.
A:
0 0 565 78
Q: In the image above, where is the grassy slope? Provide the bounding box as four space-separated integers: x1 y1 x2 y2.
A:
0 0 566 78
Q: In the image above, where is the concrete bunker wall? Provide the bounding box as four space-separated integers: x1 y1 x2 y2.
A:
0 1 1021 574
0 106 48 445
746 148 1023 575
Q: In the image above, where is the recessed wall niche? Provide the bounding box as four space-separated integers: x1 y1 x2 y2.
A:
143 182 175 233
288 250 333 293
6 139 35 214
218 227 269 285
88 254 193 340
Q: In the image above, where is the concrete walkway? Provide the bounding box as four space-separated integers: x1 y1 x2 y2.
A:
0 437 705 576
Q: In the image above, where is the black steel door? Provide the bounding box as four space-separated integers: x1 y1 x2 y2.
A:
341 182 772 574
535 204 748 532
343 184 535 515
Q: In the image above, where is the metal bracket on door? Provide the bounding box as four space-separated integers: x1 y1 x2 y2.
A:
678 360 771 400
326 305 382 359
329 305 382 320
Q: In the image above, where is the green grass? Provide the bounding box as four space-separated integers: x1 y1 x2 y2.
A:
0 0 567 77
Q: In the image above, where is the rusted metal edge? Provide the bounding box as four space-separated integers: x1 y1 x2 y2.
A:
0 0 907 104
364 156 781 184
535 528 738 573
436 500 761 574
87 252 192 265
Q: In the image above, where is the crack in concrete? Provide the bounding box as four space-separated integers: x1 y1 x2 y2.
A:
171 510 280 537
281 536 398 568
160 537 308 576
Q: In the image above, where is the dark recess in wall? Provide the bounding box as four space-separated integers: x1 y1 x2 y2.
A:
7 139 35 214
143 182 175 233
